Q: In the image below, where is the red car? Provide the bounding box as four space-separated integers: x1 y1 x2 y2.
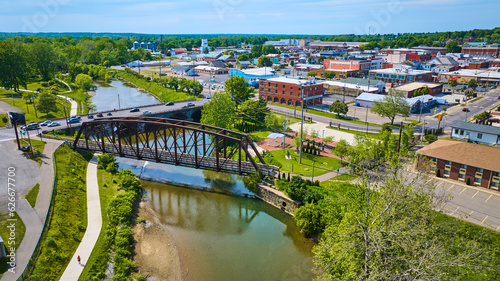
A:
462 107 469 112
489 118 500 123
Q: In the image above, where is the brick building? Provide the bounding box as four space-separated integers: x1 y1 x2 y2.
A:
462 45 500 58
323 59 372 77
417 140 500 191
259 78 323 107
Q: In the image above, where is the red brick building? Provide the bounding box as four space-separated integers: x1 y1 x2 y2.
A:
259 78 323 106
462 46 500 58
467 61 491 70
417 140 500 191
323 59 371 77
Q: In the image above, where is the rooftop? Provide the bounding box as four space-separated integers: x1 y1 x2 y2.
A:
442 69 500 79
340 77 384 87
370 68 432 75
394 82 443 92
322 81 378 92
265 77 320 85
451 121 500 136
417 140 500 172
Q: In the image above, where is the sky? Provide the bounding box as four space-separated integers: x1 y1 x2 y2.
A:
0 0 499 35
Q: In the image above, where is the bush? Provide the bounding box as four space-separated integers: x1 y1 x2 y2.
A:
294 202 326 237
466 178 471 185
424 134 437 143
436 169 441 177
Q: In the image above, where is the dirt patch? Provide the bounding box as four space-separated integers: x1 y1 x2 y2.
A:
133 201 183 280
87 90 96 97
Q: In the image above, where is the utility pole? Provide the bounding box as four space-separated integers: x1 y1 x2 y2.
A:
32 93 38 118
397 121 403 152
365 106 369 134
299 84 305 164
118 94 121 110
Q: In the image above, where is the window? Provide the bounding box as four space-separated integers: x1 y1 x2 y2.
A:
455 129 459 134
477 133 483 139
477 168 483 173
460 164 467 169
444 170 450 175
494 172 499 177
282 91 285 95
492 181 499 188
283 85 285 88
474 177 481 183
460 130 464 136
445 160 451 165
459 174 465 179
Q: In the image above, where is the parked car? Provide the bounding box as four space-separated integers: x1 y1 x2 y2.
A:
96 113 103 118
48 121 61 127
87 114 94 119
165 102 174 106
489 118 500 123
462 107 469 112
21 146 31 152
143 110 152 115
130 108 140 112
68 118 80 124
187 102 195 107
107 112 113 116
181 105 187 108
40 120 53 126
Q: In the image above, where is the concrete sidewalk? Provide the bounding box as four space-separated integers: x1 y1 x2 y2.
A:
57 95 77 116
60 155 102 281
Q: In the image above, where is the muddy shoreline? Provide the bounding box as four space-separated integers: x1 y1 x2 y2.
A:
133 200 184 280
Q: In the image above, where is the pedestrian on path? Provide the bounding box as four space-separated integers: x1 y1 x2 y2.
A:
77 255 81 264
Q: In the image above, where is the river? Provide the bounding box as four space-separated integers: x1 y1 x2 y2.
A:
91 80 160 112
140 167 316 281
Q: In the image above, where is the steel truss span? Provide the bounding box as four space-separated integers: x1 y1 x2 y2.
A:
73 117 277 176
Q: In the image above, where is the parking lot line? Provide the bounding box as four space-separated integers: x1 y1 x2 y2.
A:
446 184 455 192
497 225 500 231
459 187 467 195
480 216 488 226
425 178 433 185
486 194 493 202
471 191 479 199
450 207 460 216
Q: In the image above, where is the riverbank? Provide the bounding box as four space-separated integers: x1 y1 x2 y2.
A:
133 200 183 281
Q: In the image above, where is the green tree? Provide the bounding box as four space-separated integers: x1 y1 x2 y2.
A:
371 91 410 125
75 74 94 90
237 97 269 124
295 202 325 237
468 78 478 90
264 113 282 131
262 45 278 55
30 41 57 81
333 139 349 162
251 45 263 57
200 91 236 129
329 100 349 117
257 56 273 67
449 79 458 88
324 71 336 80
36 92 59 116
290 60 295 67
237 53 251 62
474 111 491 122
224 76 253 104
0 40 31 92
445 40 461 53
306 71 317 77
314 160 484 280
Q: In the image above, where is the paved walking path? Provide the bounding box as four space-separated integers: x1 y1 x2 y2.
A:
1 139 62 281
60 155 102 281
57 95 77 116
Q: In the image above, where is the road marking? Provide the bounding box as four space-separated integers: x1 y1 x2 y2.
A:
471 191 479 199
459 187 467 195
425 178 433 185
486 194 493 202
450 207 459 216
446 184 455 192
435 181 444 188
469 211 474 216
480 216 488 226
497 225 500 231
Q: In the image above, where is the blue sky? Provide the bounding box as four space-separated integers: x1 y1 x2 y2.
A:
1 0 499 35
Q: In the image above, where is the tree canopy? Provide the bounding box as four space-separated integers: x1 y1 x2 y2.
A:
224 76 253 104
257 56 273 67
200 91 236 129
329 100 349 117
371 91 410 125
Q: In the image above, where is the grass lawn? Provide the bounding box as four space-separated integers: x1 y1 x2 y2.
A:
268 149 342 177
0 97 69 123
326 126 381 139
80 169 119 280
0 212 26 279
29 145 92 280
25 183 40 208
0 114 8 128
57 87 92 115
469 96 484 103
17 139 46 165
271 103 382 127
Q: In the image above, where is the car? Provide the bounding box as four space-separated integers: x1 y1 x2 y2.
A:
48 121 61 127
498 96 500 100
187 102 195 107
181 105 187 108
107 112 113 116
87 114 94 119
40 120 53 126
130 108 140 112
22 123 40 130
143 110 152 115
68 118 80 124
69 116 81 120
165 102 174 106
206 96 211 99
462 107 469 112
96 113 103 118
21 146 31 152
121 65 126 67
489 118 500 123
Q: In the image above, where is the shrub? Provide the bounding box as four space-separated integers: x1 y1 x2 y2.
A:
424 134 437 143
242 172 261 193
466 178 471 185
436 169 441 177
294 202 326 237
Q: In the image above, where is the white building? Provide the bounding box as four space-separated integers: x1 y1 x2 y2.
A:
370 59 384 70
451 121 500 145
201 39 210 53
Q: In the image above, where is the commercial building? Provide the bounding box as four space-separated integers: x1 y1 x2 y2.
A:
369 68 433 85
355 93 437 112
264 39 300 46
229 67 275 80
450 121 500 145
259 77 323 107
462 45 500 58
392 82 443 98
416 140 500 190
323 59 372 77
322 78 384 97
440 69 500 85
299 39 368 50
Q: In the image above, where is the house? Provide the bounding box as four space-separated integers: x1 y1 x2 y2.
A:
237 61 252 69
416 140 500 190
450 121 500 145
217 55 236 64
425 56 460 74
259 77 323 107
171 65 197 76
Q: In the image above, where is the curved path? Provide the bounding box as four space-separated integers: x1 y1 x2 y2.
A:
60 155 102 281
57 95 78 116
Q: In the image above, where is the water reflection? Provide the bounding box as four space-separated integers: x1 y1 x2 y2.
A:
91 80 160 112
142 180 316 281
